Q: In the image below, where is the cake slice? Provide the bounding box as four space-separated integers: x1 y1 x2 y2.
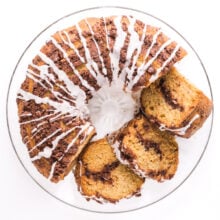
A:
74 138 144 203
141 67 213 138
107 114 178 182
17 95 95 183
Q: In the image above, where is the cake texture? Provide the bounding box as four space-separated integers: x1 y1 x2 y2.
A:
74 138 144 203
16 16 186 182
108 114 179 181
141 67 213 138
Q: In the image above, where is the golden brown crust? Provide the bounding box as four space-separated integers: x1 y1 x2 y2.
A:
32 157 53 178
182 91 213 138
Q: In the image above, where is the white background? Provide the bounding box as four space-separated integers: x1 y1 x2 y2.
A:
0 0 219 219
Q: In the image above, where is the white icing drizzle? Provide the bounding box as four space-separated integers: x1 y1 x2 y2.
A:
18 89 80 117
34 51 83 99
36 51 90 116
75 23 105 85
50 37 95 92
149 44 180 83
111 140 129 165
126 28 161 90
20 113 32 117
61 31 85 63
132 163 148 178
110 16 127 81
20 111 58 125
31 64 74 100
24 126 45 144
109 136 154 178
132 37 173 88
27 67 75 105
29 128 61 153
125 23 148 84
47 111 64 123
26 71 47 90
24 114 72 146
48 122 93 180
159 114 200 135
108 132 150 178
48 162 57 180
118 16 138 82
23 110 55 143
60 30 101 83
31 147 53 161
103 17 111 57
85 18 107 76
102 16 114 85
141 29 162 66
31 125 78 161
63 123 92 154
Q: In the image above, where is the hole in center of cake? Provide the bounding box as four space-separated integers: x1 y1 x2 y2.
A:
88 84 139 140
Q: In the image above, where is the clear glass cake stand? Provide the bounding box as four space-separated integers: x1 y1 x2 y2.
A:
7 6 213 213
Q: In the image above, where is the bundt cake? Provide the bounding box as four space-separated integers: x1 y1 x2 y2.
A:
74 138 144 203
107 114 179 181
17 15 186 182
141 67 213 138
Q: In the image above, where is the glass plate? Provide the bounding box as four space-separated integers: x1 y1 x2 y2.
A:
6 6 213 213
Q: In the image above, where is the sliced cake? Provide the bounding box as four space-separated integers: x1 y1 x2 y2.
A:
108 114 178 182
74 138 144 203
141 67 213 138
